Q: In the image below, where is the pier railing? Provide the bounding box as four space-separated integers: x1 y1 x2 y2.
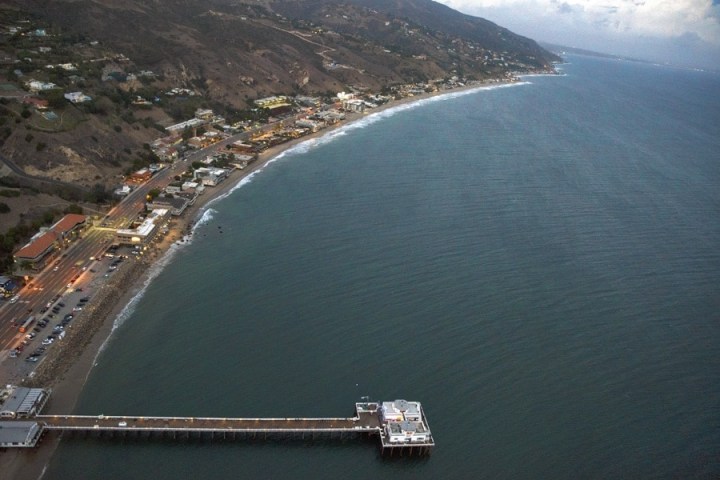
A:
1 401 434 455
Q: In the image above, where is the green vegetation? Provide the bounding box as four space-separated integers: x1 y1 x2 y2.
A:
0 207 62 273
0 202 9 213
146 188 161 201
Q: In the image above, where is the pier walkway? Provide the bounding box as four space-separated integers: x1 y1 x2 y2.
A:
0 400 434 456
37 410 381 434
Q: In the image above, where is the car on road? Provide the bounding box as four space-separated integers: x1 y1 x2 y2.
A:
42 337 54 345
26 356 39 362
10 295 19 303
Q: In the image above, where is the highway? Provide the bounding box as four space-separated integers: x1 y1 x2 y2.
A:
0 116 300 382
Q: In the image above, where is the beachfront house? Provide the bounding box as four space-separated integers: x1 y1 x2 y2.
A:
193 167 228 187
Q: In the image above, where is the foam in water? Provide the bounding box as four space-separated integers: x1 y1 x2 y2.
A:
91 81 534 367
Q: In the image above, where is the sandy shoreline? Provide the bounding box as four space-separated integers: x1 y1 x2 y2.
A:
1 78 524 480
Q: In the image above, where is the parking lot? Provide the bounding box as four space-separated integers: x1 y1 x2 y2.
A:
3 248 135 379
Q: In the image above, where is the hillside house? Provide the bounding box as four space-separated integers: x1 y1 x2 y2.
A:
64 91 91 103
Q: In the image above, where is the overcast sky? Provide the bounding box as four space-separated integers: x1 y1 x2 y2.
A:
435 0 720 70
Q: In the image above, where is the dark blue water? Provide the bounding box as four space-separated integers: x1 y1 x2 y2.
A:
46 56 720 479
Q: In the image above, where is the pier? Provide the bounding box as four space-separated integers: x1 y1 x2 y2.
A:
0 394 434 456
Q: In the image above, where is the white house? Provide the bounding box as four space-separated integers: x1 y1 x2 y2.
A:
64 91 92 103
27 80 57 92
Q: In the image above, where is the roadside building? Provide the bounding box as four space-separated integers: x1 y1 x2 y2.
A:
194 108 214 120
254 95 292 115
229 141 255 154
51 213 86 242
128 168 152 184
13 230 60 270
165 117 205 133
147 195 190 216
114 185 132 197
13 214 85 270
115 209 169 246
0 275 19 297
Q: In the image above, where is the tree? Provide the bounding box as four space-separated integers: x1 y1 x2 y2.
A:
64 204 83 214
147 188 161 201
0 202 9 213
44 89 66 109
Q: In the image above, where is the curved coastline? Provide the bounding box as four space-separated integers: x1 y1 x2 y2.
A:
4 77 538 480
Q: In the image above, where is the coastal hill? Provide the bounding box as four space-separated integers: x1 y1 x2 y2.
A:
0 0 558 264
11 0 559 103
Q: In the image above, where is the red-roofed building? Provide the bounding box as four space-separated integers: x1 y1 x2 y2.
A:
13 231 60 269
13 214 86 270
128 169 152 184
22 97 49 110
51 214 86 240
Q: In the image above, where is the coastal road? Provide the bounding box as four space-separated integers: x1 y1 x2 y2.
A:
0 116 294 379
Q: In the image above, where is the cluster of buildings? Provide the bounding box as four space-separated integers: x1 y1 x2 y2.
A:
0 385 50 448
379 399 433 445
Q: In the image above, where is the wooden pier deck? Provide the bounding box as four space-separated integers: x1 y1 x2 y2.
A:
1 401 434 455
37 410 382 434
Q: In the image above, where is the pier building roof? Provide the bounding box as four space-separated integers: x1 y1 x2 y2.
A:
0 421 43 447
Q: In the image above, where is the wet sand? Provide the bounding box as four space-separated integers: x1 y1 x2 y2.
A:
0 79 521 480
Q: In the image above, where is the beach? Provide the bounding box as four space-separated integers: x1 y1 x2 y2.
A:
0 80 521 480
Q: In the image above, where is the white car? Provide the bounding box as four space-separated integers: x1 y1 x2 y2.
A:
10 295 19 303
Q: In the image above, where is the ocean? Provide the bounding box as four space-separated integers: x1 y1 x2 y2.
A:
45 56 720 479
